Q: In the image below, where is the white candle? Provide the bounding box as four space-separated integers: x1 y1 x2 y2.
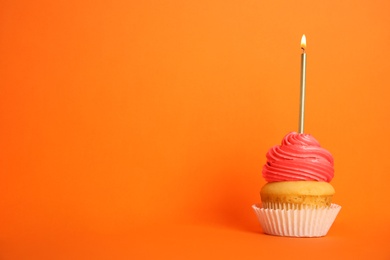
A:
299 34 307 134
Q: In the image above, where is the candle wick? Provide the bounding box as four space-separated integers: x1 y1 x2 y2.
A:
301 47 306 53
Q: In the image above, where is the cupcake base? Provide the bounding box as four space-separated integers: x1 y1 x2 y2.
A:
260 181 335 210
252 203 341 237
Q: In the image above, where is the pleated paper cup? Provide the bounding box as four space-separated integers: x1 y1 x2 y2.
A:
252 203 341 237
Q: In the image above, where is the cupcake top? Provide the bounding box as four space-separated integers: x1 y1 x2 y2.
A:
262 132 334 182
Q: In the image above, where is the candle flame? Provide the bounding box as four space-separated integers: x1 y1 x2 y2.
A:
301 34 306 51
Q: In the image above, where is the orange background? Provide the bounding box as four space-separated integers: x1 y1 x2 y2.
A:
1 0 390 259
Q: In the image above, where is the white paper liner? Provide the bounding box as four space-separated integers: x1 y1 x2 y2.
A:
252 203 341 237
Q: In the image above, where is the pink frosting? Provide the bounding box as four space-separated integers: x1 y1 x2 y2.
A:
262 132 334 182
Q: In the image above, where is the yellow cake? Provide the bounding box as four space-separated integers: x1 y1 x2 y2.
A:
260 181 335 209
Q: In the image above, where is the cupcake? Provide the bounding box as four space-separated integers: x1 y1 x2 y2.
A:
253 132 341 237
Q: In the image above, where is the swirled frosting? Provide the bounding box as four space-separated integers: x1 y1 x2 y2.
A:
262 132 334 182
